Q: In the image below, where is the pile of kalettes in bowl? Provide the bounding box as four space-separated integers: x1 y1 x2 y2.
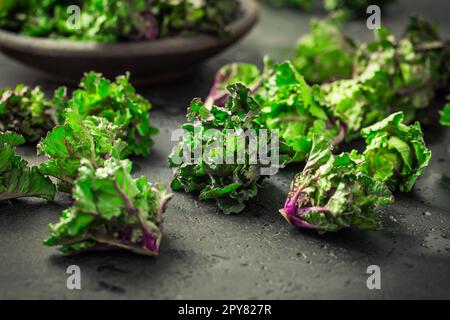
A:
0 0 241 42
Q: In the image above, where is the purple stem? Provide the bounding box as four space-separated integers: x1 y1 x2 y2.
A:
114 181 159 254
283 186 330 229
205 68 232 108
290 215 316 229
142 12 159 40
141 227 158 254
283 187 303 217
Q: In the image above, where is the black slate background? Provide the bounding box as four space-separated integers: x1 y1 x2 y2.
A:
0 0 449 299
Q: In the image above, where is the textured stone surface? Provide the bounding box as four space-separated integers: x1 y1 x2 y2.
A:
0 1 449 299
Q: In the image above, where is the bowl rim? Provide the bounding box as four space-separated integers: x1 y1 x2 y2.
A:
0 0 259 57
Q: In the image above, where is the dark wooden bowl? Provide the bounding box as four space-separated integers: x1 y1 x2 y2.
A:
0 0 259 85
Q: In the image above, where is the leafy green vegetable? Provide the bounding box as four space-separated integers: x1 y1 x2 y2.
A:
38 107 127 192
44 157 172 256
441 105 450 126
0 0 239 42
354 18 447 118
322 17 449 136
359 112 431 192
281 111 431 233
293 12 355 83
441 96 450 127
0 73 163 255
0 131 55 202
52 86 69 124
169 83 293 214
257 61 343 162
280 137 393 233
0 84 55 143
37 72 170 256
56 72 158 157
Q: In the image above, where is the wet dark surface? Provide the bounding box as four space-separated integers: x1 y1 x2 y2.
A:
0 0 449 299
